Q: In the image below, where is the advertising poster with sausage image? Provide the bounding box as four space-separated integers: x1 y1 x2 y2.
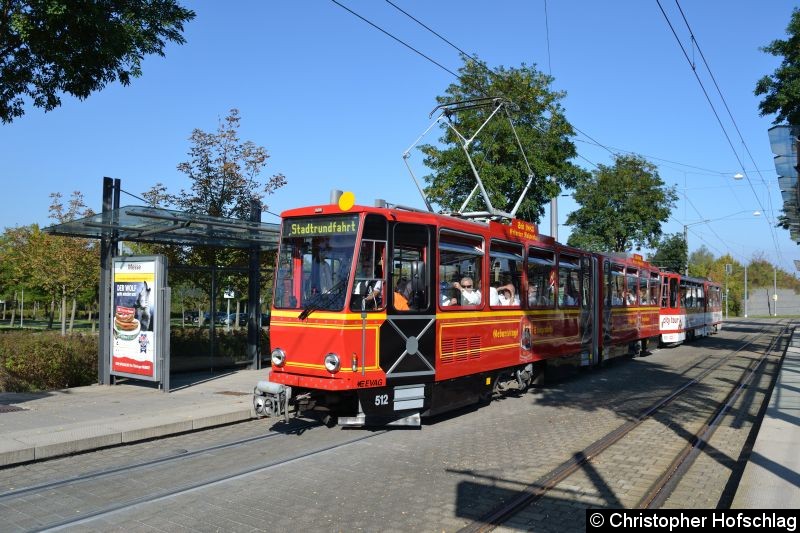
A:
111 258 159 379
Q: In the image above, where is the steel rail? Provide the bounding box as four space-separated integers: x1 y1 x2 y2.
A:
0 420 318 502
31 429 388 532
639 322 791 508
457 320 786 533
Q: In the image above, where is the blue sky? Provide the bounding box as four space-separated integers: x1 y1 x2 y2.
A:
1 1 797 271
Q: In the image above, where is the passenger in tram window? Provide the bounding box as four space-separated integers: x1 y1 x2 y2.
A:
498 286 519 306
489 283 501 306
354 254 383 309
394 278 410 311
563 289 577 306
612 290 624 306
624 290 636 306
441 281 459 306
527 285 538 306
453 276 481 306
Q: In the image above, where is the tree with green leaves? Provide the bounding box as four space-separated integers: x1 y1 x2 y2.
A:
648 233 687 274
716 255 743 317
0 192 98 334
688 245 715 278
144 108 285 311
755 7 800 125
566 155 678 252
0 0 195 123
420 58 588 222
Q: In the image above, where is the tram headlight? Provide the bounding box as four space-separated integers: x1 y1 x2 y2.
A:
271 348 286 367
324 353 341 373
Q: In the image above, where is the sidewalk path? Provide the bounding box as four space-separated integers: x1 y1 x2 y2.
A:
732 327 800 509
0 369 267 467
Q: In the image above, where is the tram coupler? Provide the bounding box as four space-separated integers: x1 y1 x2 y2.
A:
253 381 292 423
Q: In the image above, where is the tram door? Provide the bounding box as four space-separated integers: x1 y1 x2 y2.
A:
379 223 436 383
580 256 599 366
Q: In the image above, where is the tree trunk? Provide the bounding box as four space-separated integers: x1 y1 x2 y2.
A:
61 285 67 336
9 291 16 326
69 297 77 333
48 298 55 329
1 299 5 320
235 299 242 331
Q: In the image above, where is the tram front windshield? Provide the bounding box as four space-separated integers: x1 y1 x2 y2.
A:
273 214 359 312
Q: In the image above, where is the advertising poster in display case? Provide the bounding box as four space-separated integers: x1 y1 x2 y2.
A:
111 256 166 381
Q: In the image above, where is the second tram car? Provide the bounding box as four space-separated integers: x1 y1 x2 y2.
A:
254 200 669 426
659 273 723 345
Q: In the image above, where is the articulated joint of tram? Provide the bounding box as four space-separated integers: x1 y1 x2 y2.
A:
253 380 291 423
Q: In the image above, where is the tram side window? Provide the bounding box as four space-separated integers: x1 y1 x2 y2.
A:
611 265 625 306
711 287 720 307
669 278 678 308
625 269 638 306
392 244 426 311
558 254 580 307
351 240 387 311
697 286 705 309
526 248 555 308
439 231 483 308
680 283 688 308
639 272 649 305
489 241 523 307
650 272 660 306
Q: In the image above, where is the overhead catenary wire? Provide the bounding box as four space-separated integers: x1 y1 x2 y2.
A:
379 1 770 184
673 0 776 198
655 0 783 266
331 0 781 267
672 0 779 257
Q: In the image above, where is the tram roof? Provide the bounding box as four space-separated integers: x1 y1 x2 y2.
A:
45 205 280 250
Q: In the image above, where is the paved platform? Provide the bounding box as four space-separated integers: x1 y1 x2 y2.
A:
732 327 800 509
0 369 267 467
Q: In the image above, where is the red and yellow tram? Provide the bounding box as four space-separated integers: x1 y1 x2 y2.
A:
254 197 668 426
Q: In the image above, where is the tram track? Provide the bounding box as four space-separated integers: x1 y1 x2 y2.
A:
458 320 790 533
0 420 318 502
639 322 790 509
19 427 388 532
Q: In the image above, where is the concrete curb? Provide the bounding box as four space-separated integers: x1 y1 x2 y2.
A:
0 407 256 467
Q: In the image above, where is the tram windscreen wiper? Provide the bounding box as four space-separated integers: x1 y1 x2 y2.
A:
298 280 346 320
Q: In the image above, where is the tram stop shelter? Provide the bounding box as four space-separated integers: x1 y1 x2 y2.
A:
45 177 280 391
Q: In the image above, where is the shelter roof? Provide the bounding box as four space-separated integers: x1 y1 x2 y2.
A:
45 205 280 251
